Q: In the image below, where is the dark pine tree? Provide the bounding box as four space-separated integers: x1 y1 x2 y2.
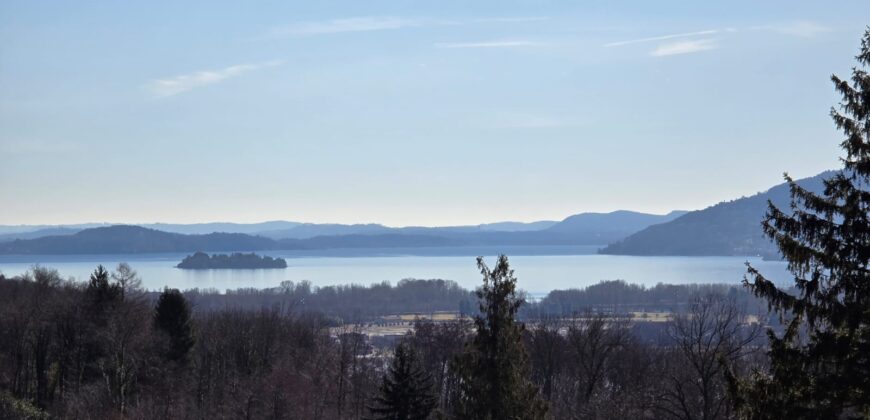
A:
85 265 122 322
451 255 548 420
729 28 870 419
86 265 121 305
367 341 437 420
153 288 195 363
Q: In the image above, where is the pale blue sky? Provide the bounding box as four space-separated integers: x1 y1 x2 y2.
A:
1 1 867 226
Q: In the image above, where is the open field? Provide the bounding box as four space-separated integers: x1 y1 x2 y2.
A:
333 310 760 337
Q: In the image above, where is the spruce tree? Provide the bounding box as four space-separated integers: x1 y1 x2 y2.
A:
367 341 437 420
85 265 123 328
451 255 547 420
730 28 870 419
86 265 121 308
153 288 195 363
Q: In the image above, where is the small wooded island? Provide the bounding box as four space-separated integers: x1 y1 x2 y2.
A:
176 251 288 269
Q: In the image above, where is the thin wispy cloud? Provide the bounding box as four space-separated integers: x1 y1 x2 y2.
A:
265 16 548 39
604 29 721 47
473 17 549 23
650 39 718 57
146 60 284 98
761 21 830 38
608 20 827 59
268 17 434 37
435 40 540 49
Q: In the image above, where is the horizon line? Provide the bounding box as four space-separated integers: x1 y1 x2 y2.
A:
0 209 693 230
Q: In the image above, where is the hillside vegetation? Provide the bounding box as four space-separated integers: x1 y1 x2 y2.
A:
600 172 833 256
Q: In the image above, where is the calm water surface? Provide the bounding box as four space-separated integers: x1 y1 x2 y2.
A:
0 246 791 295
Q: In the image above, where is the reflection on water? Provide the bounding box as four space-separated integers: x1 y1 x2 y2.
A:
0 246 791 294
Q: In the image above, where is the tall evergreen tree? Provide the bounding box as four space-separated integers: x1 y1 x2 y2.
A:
367 341 437 420
729 28 870 419
153 288 195 363
451 255 548 420
86 265 121 307
85 265 122 327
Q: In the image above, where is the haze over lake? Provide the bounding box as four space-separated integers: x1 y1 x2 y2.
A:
0 246 791 294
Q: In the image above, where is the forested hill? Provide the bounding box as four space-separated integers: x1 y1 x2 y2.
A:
544 210 687 239
0 225 281 255
599 171 834 256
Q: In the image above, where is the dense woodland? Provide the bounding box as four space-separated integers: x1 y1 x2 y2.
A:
0 262 767 419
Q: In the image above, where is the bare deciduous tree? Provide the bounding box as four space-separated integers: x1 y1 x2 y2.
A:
657 294 761 420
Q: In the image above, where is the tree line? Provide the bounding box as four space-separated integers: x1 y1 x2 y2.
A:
0 258 766 419
180 275 770 324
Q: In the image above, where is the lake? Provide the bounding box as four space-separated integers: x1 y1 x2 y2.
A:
0 246 792 295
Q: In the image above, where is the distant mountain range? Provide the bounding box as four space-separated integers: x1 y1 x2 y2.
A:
599 171 834 256
142 221 302 235
0 225 279 255
0 221 302 241
0 227 84 242
0 220 560 242
1 170 836 257
544 210 687 239
0 210 682 255
221 221 563 240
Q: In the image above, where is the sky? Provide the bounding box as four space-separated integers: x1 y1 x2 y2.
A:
1 1 868 227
